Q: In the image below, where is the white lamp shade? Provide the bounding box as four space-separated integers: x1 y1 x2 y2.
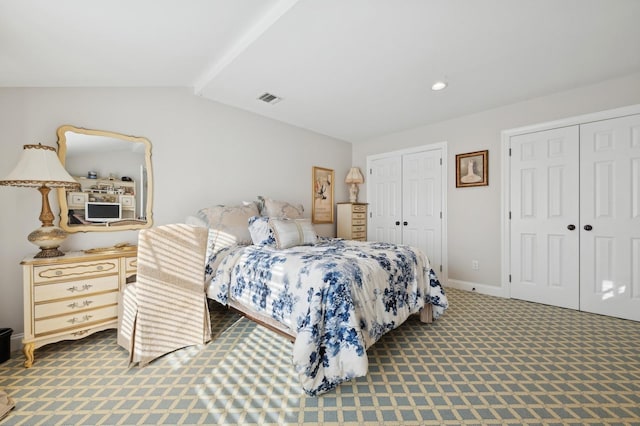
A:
345 167 364 184
0 144 79 189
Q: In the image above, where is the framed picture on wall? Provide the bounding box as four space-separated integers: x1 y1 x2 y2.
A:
456 150 488 187
312 166 334 223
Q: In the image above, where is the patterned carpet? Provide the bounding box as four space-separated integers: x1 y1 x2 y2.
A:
1 288 639 426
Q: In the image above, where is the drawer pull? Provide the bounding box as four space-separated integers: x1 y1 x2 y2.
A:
68 315 92 325
67 284 93 293
67 300 93 309
71 330 90 337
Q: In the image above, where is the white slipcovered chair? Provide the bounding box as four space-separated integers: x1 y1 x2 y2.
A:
118 224 211 365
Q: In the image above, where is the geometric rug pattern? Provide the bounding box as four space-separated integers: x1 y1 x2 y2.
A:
1 288 639 425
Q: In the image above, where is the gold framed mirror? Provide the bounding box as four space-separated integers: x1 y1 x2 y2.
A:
56 125 153 233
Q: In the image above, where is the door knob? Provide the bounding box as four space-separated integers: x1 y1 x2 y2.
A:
395 221 400 226
403 221 408 226
584 224 593 231
567 224 576 230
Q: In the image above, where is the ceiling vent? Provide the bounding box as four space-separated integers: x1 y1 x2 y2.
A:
257 92 283 105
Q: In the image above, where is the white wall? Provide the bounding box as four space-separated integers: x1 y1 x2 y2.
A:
353 72 640 294
0 87 352 351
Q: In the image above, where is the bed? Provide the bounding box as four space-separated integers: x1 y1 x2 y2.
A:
197 199 448 396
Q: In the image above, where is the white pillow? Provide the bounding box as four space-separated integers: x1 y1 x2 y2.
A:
269 218 317 249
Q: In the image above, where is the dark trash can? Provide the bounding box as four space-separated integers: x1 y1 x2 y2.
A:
0 328 12 364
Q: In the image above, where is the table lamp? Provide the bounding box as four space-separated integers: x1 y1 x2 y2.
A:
0 144 80 258
345 167 364 203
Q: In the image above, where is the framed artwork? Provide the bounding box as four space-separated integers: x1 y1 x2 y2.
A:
456 150 488 187
312 166 334 223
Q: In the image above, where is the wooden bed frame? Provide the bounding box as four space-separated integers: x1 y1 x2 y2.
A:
227 299 433 343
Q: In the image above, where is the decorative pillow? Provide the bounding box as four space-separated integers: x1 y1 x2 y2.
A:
263 197 304 219
248 216 276 246
269 218 317 249
196 203 259 245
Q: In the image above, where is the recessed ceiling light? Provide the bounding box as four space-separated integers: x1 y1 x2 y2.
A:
431 81 447 91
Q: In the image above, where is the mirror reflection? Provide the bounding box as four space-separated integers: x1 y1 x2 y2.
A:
56 125 153 232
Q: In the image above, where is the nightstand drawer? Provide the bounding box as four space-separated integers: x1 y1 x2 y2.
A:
337 203 368 241
33 259 119 284
34 275 119 302
34 305 118 335
34 291 118 318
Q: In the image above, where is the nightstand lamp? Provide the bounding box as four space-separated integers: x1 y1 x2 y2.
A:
345 167 364 203
0 144 80 258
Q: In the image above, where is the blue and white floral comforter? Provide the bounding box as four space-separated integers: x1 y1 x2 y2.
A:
206 238 448 396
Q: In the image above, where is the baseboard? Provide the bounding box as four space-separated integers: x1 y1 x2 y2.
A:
446 279 509 298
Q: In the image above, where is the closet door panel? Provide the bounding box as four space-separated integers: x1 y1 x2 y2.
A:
368 156 402 244
580 113 640 321
510 126 580 309
402 150 441 268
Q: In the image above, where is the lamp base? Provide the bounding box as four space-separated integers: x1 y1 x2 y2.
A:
28 226 67 258
33 247 66 258
349 183 359 203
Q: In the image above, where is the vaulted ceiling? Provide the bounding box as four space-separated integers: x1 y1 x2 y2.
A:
2 0 639 142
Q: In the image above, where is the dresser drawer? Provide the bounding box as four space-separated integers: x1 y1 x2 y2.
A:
352 225 366 232
352 231 366 239
34 305 118 336
34 275 119 302
352 212 366 220
352 219 366 226
352 204 367 213
34 290 118 318
33 259 119 284
125 256 137 273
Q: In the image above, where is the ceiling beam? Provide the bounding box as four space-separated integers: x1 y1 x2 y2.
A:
192 0 299 96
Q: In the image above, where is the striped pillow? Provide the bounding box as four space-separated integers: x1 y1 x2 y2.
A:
269 218 317 249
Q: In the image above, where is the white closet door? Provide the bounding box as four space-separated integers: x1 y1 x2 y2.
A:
579 114 640 321
510 126 580 309
402 149 442 269
368 155 402 244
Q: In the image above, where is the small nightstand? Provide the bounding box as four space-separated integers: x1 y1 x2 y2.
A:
20 248 137 367
337 202 368 241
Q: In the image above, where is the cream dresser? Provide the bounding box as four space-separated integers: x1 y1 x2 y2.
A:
21 247 137 367
337 202 368 241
